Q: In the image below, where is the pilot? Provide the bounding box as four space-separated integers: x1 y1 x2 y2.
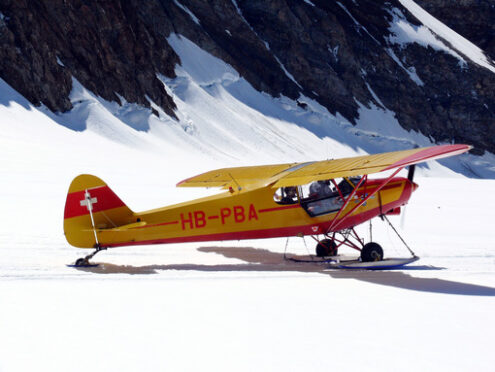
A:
309 180 332 198
280 186 297 204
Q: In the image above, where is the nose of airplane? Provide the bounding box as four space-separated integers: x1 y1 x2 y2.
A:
412 182 419 191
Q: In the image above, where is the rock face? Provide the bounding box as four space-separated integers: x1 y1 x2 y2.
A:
0 0 494 155
0 0 178 116
415 0 495 61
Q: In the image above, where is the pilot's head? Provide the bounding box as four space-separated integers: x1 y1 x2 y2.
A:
285 187 296 197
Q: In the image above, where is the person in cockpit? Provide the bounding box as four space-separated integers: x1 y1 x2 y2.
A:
309 180 332 198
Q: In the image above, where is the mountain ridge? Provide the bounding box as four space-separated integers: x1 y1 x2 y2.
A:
0 0 494 156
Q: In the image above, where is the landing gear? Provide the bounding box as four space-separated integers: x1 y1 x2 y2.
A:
286 216 417 269
315 239 338 257
360 242 383 262
69 245 107 267
74 257 90 267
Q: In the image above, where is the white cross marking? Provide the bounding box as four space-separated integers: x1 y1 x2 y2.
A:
80 191 98 212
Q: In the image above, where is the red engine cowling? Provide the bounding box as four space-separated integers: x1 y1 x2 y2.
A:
386 207 401 215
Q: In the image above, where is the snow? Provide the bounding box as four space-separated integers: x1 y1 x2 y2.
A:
1 29 495 372
336 2 380 45
388 7 467 67
398 0 495 73
272 54 303 89
364 81 386 109
386 47 424 86
56 56 65 67
173 0 201 25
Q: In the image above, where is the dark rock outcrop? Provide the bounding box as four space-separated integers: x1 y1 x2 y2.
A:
0 0 494 155
415 0 495 61
0 0 178 116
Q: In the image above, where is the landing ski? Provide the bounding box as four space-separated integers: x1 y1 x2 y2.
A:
287 255 419 270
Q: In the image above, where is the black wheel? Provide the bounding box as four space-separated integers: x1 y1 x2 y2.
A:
316 239 338 257
75 258 88 267
360 242 384 262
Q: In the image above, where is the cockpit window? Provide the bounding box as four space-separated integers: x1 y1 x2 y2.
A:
274 186 299 205
300 177 361 216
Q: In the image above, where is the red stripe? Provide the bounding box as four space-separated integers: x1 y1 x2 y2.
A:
105 187 412 249
384 144 470 171
208 215 219 220
64 186 126 219
258 204 300 213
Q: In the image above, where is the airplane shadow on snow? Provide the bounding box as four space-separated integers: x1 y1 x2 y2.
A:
77 246 495 296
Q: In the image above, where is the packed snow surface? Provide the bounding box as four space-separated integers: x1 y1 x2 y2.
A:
1 31 495 372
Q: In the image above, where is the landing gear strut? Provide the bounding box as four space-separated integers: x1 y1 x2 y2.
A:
73 245 107 267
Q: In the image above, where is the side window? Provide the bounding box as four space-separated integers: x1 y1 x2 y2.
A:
300 177 361 217
299 180 335 200
274 186 298 205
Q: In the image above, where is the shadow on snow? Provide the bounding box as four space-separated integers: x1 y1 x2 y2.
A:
74 246 495 296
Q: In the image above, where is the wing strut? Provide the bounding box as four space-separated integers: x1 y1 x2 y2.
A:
326 176 367 232
328 167 404 233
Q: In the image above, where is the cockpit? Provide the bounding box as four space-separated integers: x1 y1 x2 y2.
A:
274 177 362 216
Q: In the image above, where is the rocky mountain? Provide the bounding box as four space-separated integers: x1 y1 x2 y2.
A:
415 0 495 61
0 0 494 155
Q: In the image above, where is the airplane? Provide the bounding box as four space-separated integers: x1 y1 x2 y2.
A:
64 144 471 269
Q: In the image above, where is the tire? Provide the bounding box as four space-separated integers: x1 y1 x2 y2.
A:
360 242 384 262
316 239 338 257
75 258 87 267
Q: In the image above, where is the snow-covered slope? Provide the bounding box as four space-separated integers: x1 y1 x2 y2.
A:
17 32 494 179
1 31 495 372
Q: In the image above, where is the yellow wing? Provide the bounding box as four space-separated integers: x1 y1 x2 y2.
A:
176 163 298 189
177 144 471 190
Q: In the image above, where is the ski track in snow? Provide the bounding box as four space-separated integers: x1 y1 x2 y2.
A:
0 28 495 372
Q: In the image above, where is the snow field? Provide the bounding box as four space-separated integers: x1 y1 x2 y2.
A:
0 24 494 372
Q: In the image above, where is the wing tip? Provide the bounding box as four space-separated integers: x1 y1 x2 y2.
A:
384 144 472 171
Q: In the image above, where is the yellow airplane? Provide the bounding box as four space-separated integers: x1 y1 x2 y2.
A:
64 144 470 268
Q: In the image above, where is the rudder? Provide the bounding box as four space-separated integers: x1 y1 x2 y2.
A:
64 175 134 248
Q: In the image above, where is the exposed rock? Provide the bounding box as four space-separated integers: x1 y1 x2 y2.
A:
415 0 495 61
0 0 178 116
0 0 493 155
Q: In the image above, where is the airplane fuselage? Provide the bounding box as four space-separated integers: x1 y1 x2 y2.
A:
64 176 415 249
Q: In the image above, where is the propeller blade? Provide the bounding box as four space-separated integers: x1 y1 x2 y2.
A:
400 205 407 230
402 164 418 229
407 164 416 182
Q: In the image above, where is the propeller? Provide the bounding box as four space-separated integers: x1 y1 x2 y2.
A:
401 164 416 229
407 164 416 182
